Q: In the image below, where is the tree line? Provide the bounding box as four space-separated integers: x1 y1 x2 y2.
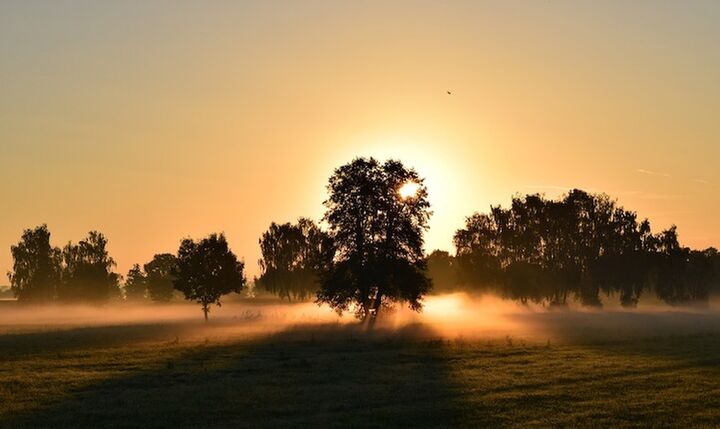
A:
257 172 719 309
7 158 720 320
7 227 245 320
441 190 720 307
8 228 121 303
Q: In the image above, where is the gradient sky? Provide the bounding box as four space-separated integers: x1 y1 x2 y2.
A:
2 1 719 279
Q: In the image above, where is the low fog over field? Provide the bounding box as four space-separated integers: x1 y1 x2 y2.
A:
4 293 720 344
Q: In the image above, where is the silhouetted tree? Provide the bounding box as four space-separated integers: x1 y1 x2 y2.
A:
453 213 502 288
7 225 62 302
124 264 147 301
426 250 458 293
174 233 246 320
257 218 334 301
452 189 719 308
503 262 547 305
592 209 649 307
649 232 716 305
58 231 121 303
144 253 178 302
592 253 648 307
317 158 432 320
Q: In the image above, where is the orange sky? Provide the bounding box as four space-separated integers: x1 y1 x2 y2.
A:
1 1 719 279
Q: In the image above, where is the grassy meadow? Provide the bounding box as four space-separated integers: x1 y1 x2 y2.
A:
2 298 720 428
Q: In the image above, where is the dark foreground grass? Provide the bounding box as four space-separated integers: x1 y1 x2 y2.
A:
2 317 720 428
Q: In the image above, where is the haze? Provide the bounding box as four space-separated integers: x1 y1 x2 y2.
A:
2 0 720 277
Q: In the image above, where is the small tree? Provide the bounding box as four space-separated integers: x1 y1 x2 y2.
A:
144 253 177 302
174 233 246 320
8 225 62 302
124 264 147 301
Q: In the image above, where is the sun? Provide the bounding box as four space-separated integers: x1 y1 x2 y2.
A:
398 181 421 199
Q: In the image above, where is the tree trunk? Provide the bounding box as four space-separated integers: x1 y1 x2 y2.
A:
359 269 371 321
203 303 209 321
367 291 383 330
373 291 383 316
361 297 371 321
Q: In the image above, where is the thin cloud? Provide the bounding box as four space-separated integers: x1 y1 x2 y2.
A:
693 178 712 185
636 170 715 187
637 193 685 201
636 169 671 178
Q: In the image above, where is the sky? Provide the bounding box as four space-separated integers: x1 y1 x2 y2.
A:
1 0 719 279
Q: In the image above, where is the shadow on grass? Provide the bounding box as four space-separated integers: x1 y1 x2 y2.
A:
7 311 720 428
2 323 469 429
513 310 720 366
0 323 202 358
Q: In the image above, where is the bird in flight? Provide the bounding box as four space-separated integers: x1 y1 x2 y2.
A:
447 90 452 95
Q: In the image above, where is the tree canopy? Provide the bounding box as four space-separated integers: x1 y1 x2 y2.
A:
145 253 178 302
426 250 458 294
123 263 147 301
257 218 334 301
7 225 62 302
59 231 121 303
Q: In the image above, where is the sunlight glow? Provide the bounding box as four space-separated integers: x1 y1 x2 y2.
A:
423 293 463 316
398 181 420 199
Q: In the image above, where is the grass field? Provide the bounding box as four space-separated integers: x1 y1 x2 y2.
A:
2 298 720 428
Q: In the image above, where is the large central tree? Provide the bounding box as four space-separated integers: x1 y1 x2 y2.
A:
317 157 432 320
